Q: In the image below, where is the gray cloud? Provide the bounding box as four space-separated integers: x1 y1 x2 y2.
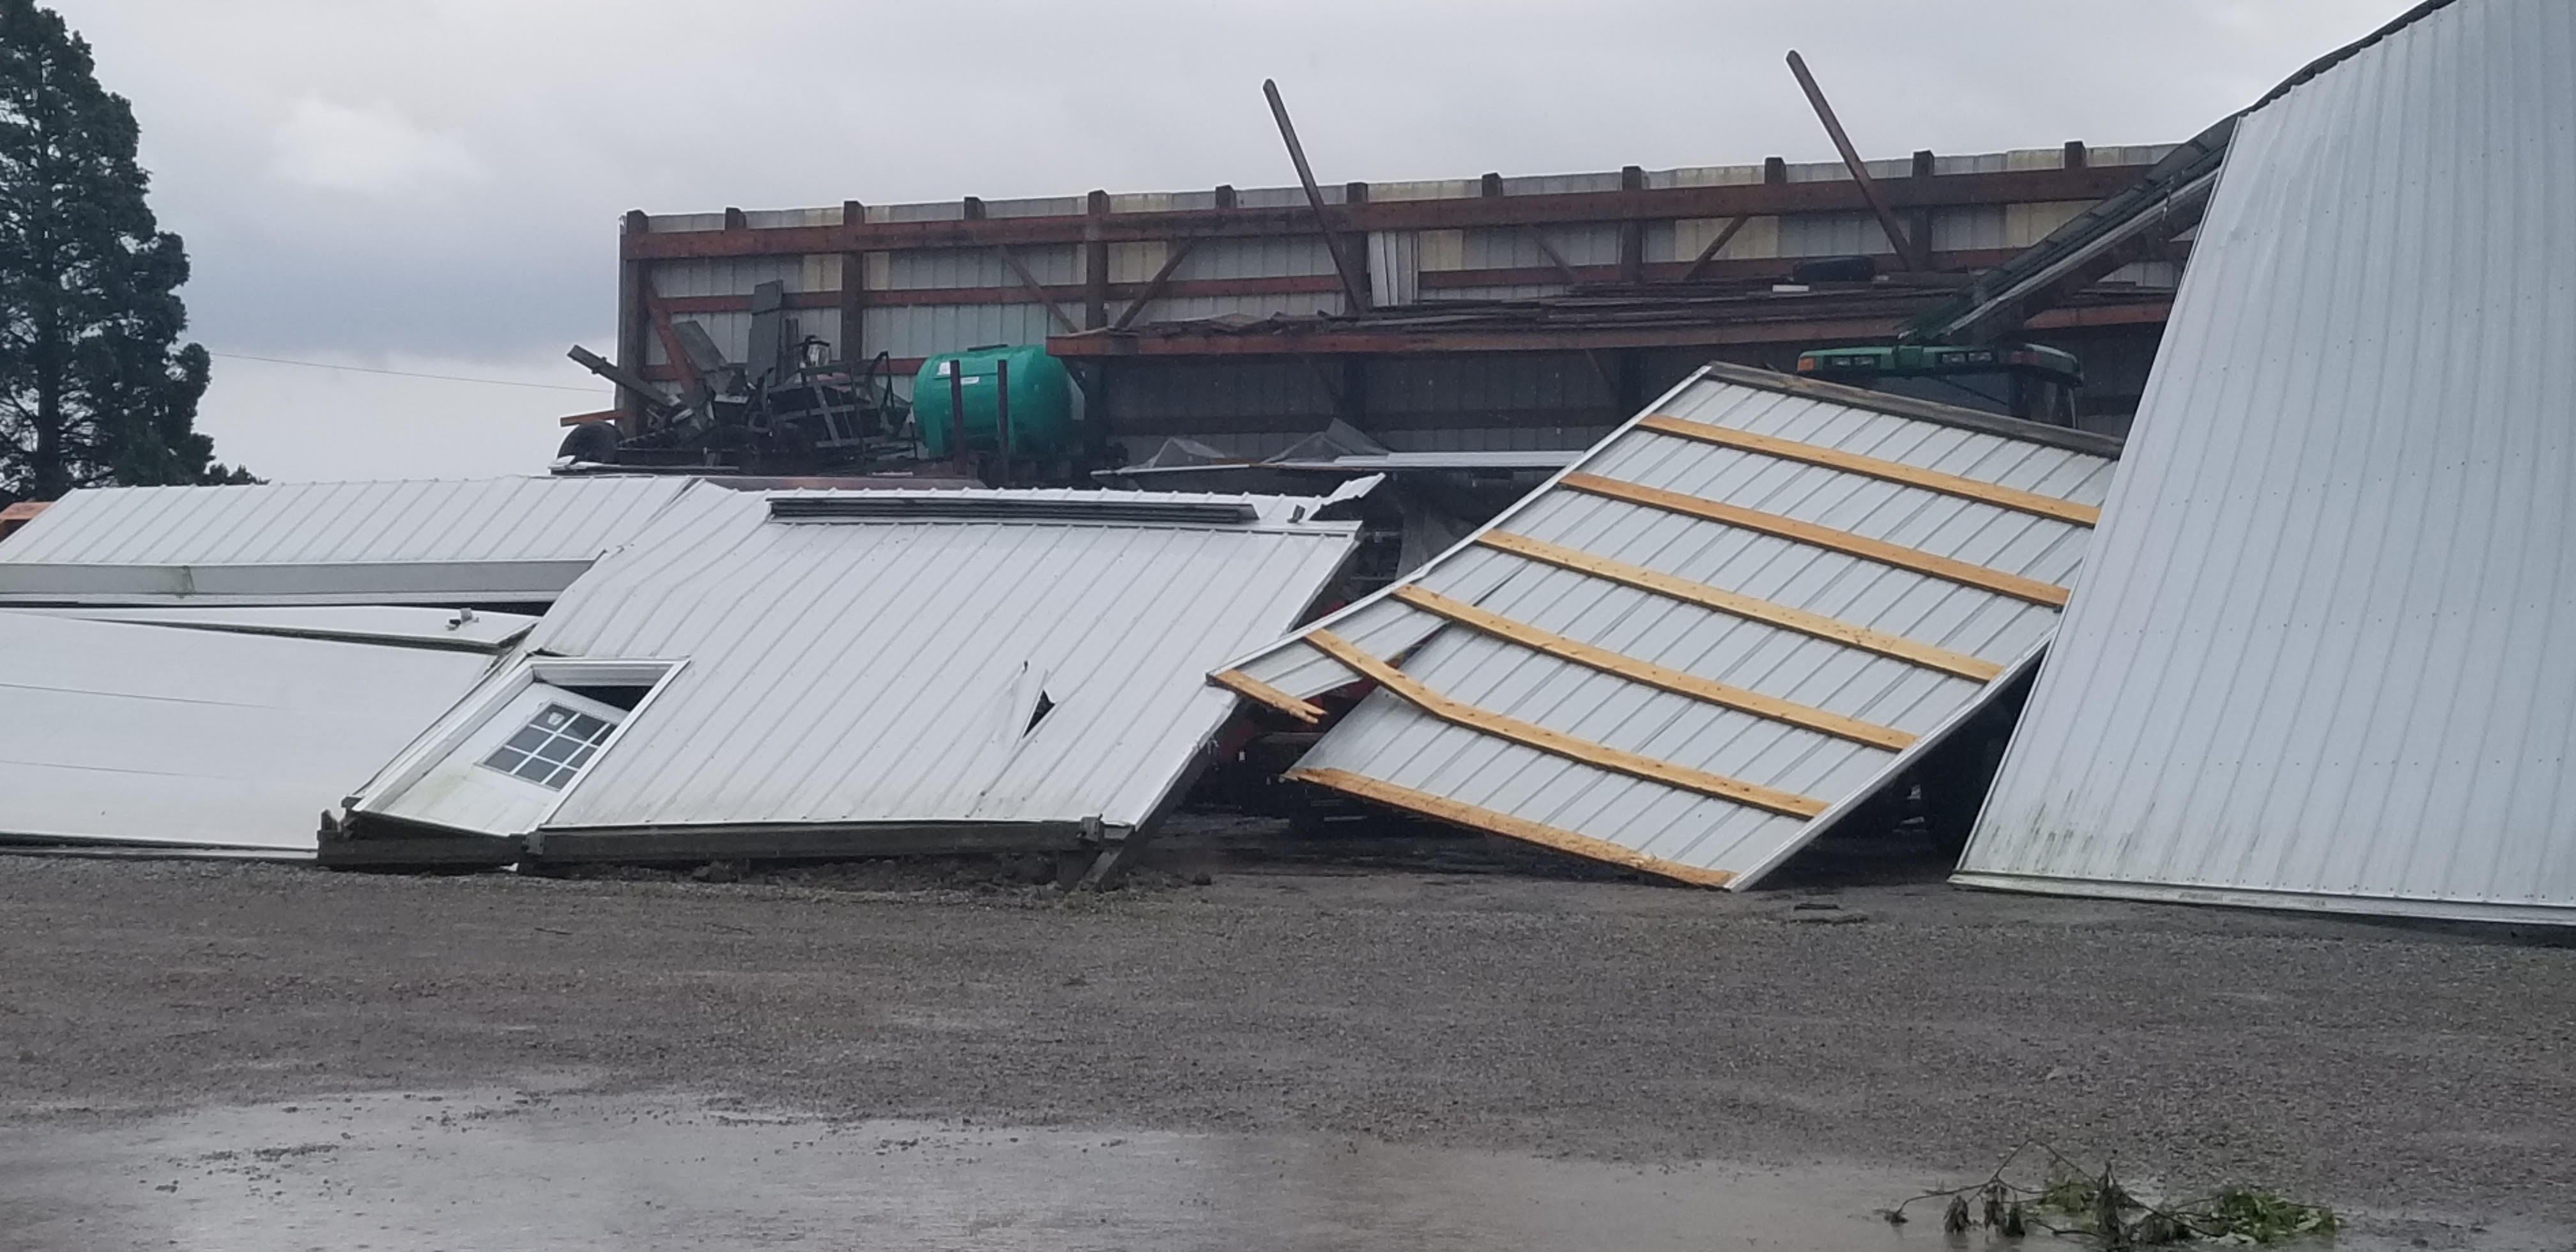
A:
46 0 2404 479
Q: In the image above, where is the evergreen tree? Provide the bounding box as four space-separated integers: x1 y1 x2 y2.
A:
0 0 243 505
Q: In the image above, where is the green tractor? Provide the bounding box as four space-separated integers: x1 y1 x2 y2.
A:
1793 341 2083 427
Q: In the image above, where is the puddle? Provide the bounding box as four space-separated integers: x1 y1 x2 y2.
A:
0 1090 2542 1251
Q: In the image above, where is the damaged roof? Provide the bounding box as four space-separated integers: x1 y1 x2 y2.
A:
0 475 695 606
0 609 508 855
1215 362 2119 888
341 485 1365 862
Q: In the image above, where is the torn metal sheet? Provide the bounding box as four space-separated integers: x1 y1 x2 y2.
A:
1214 362 2120 888
1958 0 2576 924
15 606 539 652
333 487 1363 864
0 610 502 855
0 476 694 607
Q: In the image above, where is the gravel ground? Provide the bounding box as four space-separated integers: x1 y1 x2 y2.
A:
1 841 2571 1230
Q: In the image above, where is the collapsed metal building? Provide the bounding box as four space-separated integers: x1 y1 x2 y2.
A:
0 477 1365 869
597 139 2191 465
1959 0 2576 924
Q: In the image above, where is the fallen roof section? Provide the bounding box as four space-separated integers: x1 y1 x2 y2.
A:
1215 362 2119 888
0 475 695 606
1957 0 2576 925
331 485 1364 866
0 610 503 855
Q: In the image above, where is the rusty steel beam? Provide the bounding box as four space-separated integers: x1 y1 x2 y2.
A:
993 244 1082 334
1112 238 1200 331
1520 225 1583 286
1082 190 1111 329
620 165 2145 261
643 298 702 399
645 243 2154 317
1786 50 1926 271
1616 165 1647 284
1674 215 1753 282
1046 300 2172 359
1262 78 1372 312
614 210 652 431
838 199 868 366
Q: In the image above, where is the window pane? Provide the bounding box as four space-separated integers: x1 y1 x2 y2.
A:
479 701 618 790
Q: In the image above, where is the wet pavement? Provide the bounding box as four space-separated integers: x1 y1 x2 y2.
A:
0 1088 2553 1251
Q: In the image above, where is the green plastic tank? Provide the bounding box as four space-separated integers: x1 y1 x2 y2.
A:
912 345 1086 459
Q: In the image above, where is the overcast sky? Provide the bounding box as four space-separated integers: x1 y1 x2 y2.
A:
49 0 2402 482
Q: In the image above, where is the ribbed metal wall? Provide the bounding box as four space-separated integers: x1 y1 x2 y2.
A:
1958 0 2576 924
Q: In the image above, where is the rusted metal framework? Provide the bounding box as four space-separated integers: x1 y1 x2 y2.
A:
611 142 2186 458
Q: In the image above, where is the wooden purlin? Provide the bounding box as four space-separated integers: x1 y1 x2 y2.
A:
1560 473 2074 607
1472 530 2004 682
1300 629 1830 820
1389 585 1917 751
1288 767 1736 888
1634 415 2104 526
1208 668 1326 724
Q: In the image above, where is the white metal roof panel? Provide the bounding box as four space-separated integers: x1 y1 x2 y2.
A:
1216 363 2119 888
0 476 694 606
528 486 1360 834
12 605 538 651
1958 0 2576 924
0 610 500 853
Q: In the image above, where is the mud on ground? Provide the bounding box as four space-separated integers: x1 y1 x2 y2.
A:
1 823 2571 1242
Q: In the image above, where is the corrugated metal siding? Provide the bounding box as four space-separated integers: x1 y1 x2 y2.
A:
741 208 842 229
1425 284 1567 302
1370 178 1480 202
0 476 694 601
1455 224 1620 271
862 304 1062 359
533 487 1360 832
651 256 838 299
1775 210 1898 258
651 310 840 369
882 245 1079 290
1958 0 2576 924
1135 293 1347 323
1652 165 1767 189
0 610 498 852
1221 366 2118 887
1369 231 1420 307
1174 236 1338 280
1496 172 1623 197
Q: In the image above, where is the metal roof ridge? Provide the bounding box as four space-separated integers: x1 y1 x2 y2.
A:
1694 361 2126 458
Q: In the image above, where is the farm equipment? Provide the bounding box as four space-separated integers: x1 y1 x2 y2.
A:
559 281 914 476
